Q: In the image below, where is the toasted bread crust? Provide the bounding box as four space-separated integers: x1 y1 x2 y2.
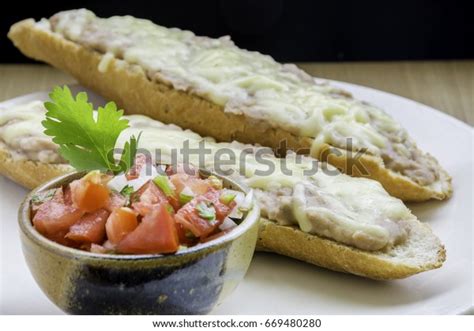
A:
0 148 72 189
318 144 453 201
257 218 446 280
8 19 452 202
5 19 448 279
0 144 446 279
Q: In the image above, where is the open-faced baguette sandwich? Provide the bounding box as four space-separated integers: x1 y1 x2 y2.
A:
8 9 452 202
0 89 445 280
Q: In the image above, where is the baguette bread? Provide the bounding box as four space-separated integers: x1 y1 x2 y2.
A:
0 148 72 189
0 101 445 280
7 11 452 202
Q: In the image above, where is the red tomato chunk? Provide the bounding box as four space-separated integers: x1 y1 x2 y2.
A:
125 153 148 180
71 178 110 212
31 163 240 255
106 207 138 244
175 189 236 238
170 173 211 196
117 204 179 254
66 209 110 244
33 201 84 237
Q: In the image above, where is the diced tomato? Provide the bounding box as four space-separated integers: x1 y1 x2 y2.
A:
200 228 232 243
132 201 175 216
167 194 181 212
207 190 237 221
50 185 74 206
151 175 181 211
170 173 211 196
130 180 183 213
131 201 153 216
70 176 110 213
126 153 149 180
165 166 175 177
131 180 167 206
175 189 235 238
65 209 110 244
106 191 127 212
117 204 179 254
175 202 217 238
105 207 138 244
33 200 84 240
175 222 198 246
31 204 41 217
31 188 61 216
31 164 236 253
51 187 65 203
46 229 81 247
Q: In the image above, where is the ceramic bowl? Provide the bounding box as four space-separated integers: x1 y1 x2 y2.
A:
18 171 260 314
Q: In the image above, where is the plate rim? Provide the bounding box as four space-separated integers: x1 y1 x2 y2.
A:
330 79 473 132
0 83 472 315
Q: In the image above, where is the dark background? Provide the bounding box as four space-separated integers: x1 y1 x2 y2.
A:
1 0 472 63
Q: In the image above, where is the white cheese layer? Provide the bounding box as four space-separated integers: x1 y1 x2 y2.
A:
0 101 413 251
0 101 63 164
46 9 401 157
42 9 442 188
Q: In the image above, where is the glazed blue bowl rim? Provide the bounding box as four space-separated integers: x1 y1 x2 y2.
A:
19 170 260 262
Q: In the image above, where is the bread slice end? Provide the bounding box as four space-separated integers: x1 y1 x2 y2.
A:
0 146 445 280
5 19 447 279
257 218 446 280
0 148 73 190
8 18 453 203
319 144 453 202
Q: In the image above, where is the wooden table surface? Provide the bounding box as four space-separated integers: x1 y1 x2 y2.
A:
0 61 472 125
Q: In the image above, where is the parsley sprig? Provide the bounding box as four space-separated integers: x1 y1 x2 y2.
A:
43 86 140 174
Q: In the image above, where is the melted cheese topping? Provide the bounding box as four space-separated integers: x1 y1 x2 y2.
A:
0 101 62 163
40 9 444 187
0 101 413 251
121 116 413 251
45 9 403 156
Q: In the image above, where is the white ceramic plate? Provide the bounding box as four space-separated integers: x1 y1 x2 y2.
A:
0 82 472 315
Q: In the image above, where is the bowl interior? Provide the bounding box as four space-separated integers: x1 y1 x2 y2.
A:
19 167 260 262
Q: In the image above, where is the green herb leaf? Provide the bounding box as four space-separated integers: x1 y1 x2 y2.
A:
195 201 216 222
165 204 175 214
31 188 57 205
118 185 134 207
120 185 134 197
153 175 175 197
179 193 194 205
118 133 141 174
42 86 140 174
219 192 236 205
179 187 195 205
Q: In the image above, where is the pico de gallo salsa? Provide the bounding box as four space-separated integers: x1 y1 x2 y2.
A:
30 157 246 254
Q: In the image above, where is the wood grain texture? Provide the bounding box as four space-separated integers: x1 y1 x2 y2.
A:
0 61 472 125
